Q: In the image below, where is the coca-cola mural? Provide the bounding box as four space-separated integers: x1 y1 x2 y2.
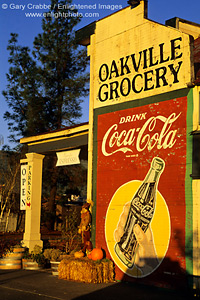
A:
94 95 188 280
112 157 167 278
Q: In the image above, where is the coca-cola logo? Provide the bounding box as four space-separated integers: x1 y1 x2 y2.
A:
132 198 154 218
102 112 181 156
141 205 154 219
132 198 144 211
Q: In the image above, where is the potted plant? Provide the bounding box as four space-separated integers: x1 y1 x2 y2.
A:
43 248 63 275
0 242 25 270
12 244 26 256
22 245 46 270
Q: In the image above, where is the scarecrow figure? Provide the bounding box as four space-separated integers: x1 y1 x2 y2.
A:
78 202 93 253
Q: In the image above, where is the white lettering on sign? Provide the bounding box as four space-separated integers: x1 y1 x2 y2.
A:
26 165 32 208
56 149 80 166
102 112 181 156
20 164 27 210
119 113 147 123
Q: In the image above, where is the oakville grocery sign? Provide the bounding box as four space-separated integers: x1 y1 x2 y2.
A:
92 11 193 110
97 38 183 102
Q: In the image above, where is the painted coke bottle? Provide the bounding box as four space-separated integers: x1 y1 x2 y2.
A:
114 157 165 268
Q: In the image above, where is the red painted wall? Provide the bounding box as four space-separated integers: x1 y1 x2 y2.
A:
94 96 188 287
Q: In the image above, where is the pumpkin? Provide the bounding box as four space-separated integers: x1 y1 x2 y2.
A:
87 253 92 259
91 248 103 261
74 251 84 258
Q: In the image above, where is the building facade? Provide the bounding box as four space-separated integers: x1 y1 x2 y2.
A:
77 0 200 289
20 0 200 290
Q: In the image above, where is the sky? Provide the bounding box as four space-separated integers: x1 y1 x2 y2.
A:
0 0 200 148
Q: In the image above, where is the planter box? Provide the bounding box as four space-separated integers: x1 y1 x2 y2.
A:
0 257 21 270
50 261 60 276
13 247 25 255
22 259 42 270
0 247 25 270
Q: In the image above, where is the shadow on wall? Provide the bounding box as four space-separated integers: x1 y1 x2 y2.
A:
73 229 199 299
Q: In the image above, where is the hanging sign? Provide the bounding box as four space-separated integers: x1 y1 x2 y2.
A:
56 149 80 166
20 164 27 210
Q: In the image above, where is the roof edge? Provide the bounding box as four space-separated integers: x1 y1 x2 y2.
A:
166 17 200 29
20 122 89 145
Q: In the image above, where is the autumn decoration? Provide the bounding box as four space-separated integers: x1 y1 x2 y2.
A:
58 255 115 283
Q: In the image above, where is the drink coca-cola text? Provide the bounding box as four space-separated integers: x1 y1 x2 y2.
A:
102 112 181 156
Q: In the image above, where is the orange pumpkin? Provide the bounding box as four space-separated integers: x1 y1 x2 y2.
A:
87 253 92 259
91 248 103 261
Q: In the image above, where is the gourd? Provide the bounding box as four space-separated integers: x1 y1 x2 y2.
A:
74 251 84 258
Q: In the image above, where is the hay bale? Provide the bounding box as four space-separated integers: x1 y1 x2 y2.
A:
58 256 115 283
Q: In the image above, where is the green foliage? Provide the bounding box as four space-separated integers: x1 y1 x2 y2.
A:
32 253 46 265
43 248 62 261
3 0 89 144
23 245 46 266
0 240 16 258
22 248 32 259
31 245 43 256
